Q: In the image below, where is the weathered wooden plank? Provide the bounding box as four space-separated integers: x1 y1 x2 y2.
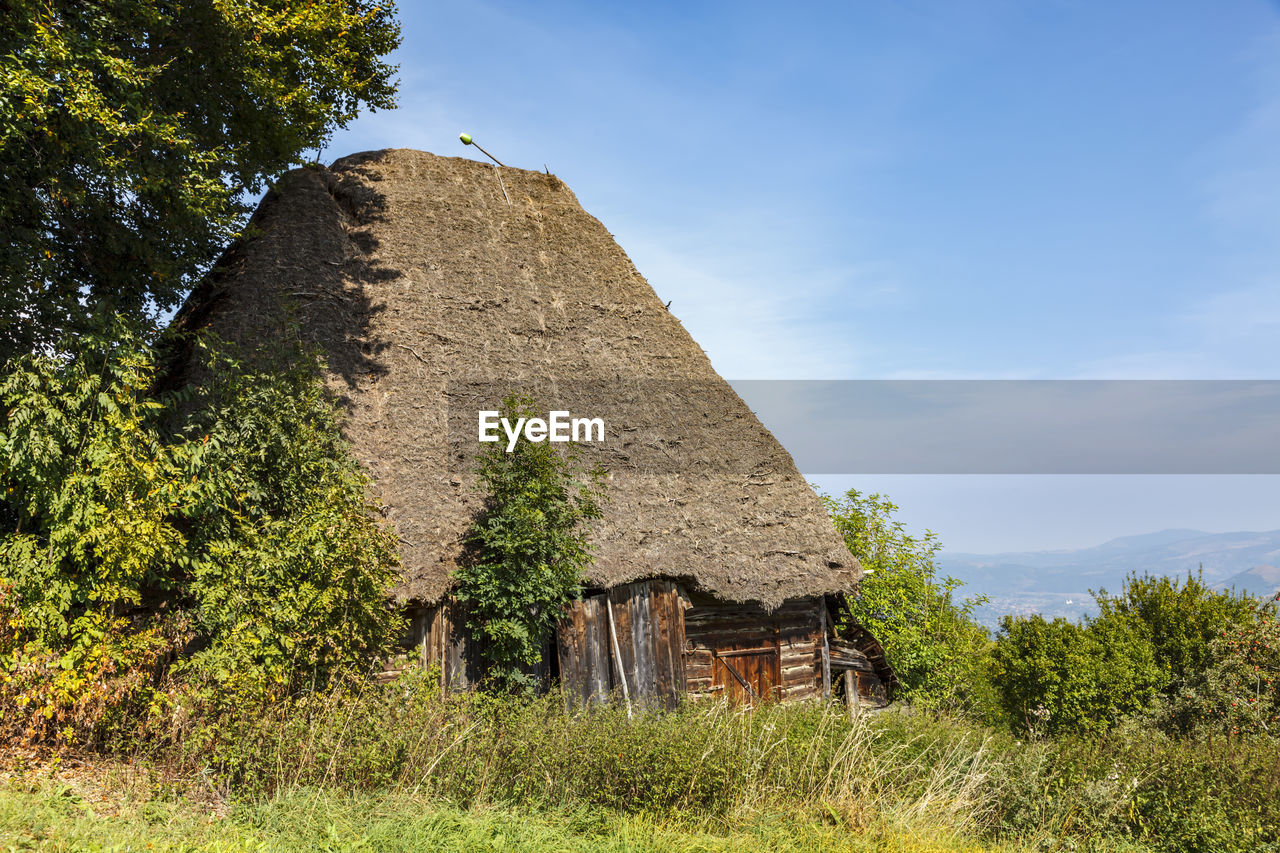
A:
627 581 656 703
557 599 599 707
668 583 687 697
780 648 816 662
669 587 684 696
586 596 611 703
686 631 814 647
780 684 817 700
606 586 636 701
782 663 817 678
556 611 577 703
653 583 678 708
820 605 832 701
652 588 668 704
444 599 474 691
686 617 816 632
685 601 815 619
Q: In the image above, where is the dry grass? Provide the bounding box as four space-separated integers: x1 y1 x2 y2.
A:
14 677 1258 851
140 673 1005 848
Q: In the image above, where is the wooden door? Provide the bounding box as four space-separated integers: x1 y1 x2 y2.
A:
713 647 781 703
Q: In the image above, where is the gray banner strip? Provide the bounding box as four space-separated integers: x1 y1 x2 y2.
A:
442 380 1280 474
731 380 1280 474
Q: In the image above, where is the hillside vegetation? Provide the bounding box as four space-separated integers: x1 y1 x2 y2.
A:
5 676 1280 852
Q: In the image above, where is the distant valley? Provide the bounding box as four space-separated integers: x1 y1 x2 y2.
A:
939 528 1280 630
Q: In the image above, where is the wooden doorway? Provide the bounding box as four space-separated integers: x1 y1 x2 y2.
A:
712 647 781 703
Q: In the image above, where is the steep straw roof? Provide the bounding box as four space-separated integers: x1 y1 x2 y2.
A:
172 149 858 609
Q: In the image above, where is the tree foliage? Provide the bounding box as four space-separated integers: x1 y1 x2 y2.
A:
992 611 1163 737
456 396 606 695
1094 570 1256 690
0 0 400 360
1160 594 1280 736
0 331 401 743
823 488 991 712
172 339 402 696
989 573 1258 738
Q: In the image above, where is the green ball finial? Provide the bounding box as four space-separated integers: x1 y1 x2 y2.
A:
459 133 473 145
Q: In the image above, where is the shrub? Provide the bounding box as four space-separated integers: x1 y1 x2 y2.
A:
1095 571 1256 691
823 489 993 714
170 340 402 700
991 611 1162 737
1160 594 1280 736
455 395 605 694
0 326 198 742
0 330 401 743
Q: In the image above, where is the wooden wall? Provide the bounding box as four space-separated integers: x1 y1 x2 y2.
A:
557 580 687 709
394 583 861 709
829 638 889 705
684 597 823 703
401 599 481 690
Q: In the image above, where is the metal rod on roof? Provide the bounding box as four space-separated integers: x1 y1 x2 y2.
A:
459 133 506 167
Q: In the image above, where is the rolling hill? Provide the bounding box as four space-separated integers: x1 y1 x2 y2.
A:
939 529 1280 628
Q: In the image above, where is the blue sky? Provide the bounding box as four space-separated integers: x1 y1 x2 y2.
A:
326 1 1280 552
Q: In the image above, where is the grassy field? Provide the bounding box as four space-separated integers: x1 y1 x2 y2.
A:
0 779 1014 853
2 682 1274 853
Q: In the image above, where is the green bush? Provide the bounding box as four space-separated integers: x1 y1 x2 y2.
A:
991 611 1163 737
1095 571 1256 691
455 395 605 694
1159 595 1280 736
989 572 1266 740
823 489 994 714
0 330 400 743
170 340 402 700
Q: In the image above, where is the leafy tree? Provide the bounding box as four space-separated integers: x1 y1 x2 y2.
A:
823 488 991 712
992 611 1163 737
0 330 401 742
173 339 402 697
1094 570 1256 690
991 574 1258 737
0 0 400 361
456 396 606 695
0 322 193 653
1160 594 1280 736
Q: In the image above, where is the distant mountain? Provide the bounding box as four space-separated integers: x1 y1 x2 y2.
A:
939 529 1280 629
1218 564 1280 599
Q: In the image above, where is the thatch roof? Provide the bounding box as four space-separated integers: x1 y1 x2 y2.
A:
172 149 859 609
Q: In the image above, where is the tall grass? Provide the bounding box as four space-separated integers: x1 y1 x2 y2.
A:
71 670 1280 852
150 670 1001 841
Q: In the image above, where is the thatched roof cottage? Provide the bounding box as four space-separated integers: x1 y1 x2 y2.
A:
172 149 893 707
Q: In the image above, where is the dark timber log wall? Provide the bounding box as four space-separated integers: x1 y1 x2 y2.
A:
830 627 892 705
402 599 481 690
557 580 687 709
684 596 823 703
398 580 891 707
557 582 825 706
